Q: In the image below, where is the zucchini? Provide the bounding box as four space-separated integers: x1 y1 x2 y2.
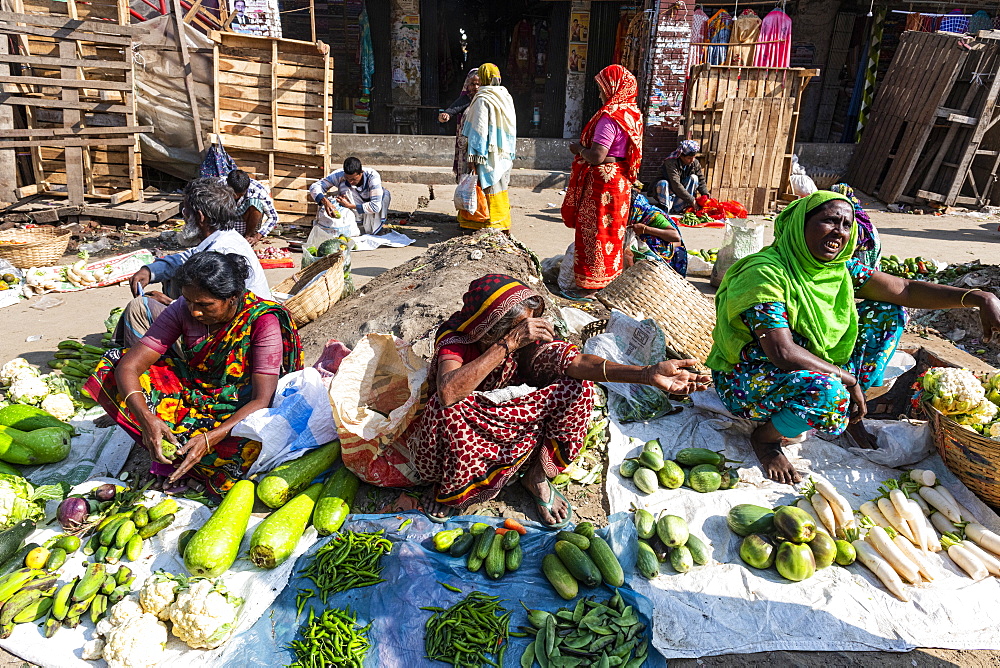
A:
0 543 38 578
726 504 775 537
501 530 520 551
449 533 475 558
555 530 589 550
184 479 255 577
313 466 360 536
483 534 505 580
574 522 595 539
542 553 579 600
554 540 602 587
505 545 523 572
249 482 323 569
0 521 35 565
586 535 624 587
257 441 341 509
636 540 659 579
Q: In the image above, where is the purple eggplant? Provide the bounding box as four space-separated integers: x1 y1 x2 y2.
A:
57 497 89 528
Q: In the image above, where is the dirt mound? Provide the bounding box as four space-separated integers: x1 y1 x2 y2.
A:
298 230 562 364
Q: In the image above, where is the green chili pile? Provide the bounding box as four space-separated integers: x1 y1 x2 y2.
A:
286 606 371 668
423 591 512 667
298 530 393 604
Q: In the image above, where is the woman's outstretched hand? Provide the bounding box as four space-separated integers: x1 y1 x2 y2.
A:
644 359 711 395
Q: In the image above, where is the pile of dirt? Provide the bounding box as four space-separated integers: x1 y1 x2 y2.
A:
298 230 564 364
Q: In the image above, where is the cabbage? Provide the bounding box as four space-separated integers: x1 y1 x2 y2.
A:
104 307 124 334
0 475 65 528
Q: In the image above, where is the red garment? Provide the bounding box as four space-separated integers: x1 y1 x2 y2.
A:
439 342 479 364
581 65 643 182
434 274 539 350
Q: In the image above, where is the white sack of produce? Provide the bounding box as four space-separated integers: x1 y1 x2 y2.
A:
605 399 1000 659
0 479 317 668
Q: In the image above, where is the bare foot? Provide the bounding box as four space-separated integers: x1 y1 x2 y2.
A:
519 458 569 526
94 414 115 428
420 487 455 520
750 422 802 486
847 421 878 450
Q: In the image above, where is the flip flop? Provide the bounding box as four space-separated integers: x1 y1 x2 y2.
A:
527 480 573 530
559 288 595 303
423 507 456 524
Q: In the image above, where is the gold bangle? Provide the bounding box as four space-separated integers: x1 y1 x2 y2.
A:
960 289 978 307
204 432 211 453
122 389 144 406
601 359 609 383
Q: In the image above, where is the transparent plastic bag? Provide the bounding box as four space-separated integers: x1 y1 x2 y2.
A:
454 172 478 213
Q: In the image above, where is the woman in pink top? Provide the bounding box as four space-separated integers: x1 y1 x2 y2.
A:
85 251 303 495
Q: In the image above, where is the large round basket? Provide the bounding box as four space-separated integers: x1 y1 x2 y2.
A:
923 401 1000 506
273 252 346 327
596 260 717 368
0 228 71 269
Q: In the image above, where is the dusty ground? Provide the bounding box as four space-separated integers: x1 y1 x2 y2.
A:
1 183 1000 665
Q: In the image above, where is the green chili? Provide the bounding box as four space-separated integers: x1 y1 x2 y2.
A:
424 590 510 666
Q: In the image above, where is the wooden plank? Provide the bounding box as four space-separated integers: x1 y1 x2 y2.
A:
217 69 326 94
0 74 131 90
0 23 131 46
217 57 324 81
218 109 324 131
0 53 131 70
0 136 137 147
218 96 316 118
58 39 84 204
0 11 134 35
0 33 15 202
2 125 151 137
209 30 324 56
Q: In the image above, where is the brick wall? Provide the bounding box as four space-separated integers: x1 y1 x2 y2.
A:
639 2 692 186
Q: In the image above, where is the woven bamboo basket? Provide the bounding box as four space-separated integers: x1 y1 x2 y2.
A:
923 401 1000 506
0 228 71 269
596 260 717 367
581 319 608 345
274 252 346 327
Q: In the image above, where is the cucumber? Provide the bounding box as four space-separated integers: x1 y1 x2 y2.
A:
586 535 624 587
670 545 694 573
633 468 658 494
449 533 475 558
184 479 255 577
688 464 722 493
57 340 84 350
99 517 127 547
257 441 341 509
0 543 38 578
483 534 505 580
249 483 323 569
574 522 595 539
147 498 178 522
635 540 659 579
131 506 149 529
506 545 523 572
124 535 143 562
313 466 360 536
555 531 589 550
114 520 137 549
138 514 174 539
466 549 484 572
554 540 602 587
501 530 520 551
473 529 493 560
0 521 35 565
633 509 655 540
656 515 689 548
44 548 67 571
542 553 579 600
685 534 712 565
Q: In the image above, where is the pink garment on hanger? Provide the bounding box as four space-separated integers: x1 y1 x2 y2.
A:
690 8 708 67
753 8 792 68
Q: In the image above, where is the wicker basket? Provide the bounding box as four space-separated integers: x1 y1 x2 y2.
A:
923 401 1000 506
273 252 346 327
596 260 717 367
0 228 71 269
581 319 608 345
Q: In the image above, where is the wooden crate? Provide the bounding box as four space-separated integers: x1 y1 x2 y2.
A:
211 31 332 227
0 0 146 205
684 65 816 214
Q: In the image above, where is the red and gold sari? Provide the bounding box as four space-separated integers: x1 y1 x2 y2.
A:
561 65 644 290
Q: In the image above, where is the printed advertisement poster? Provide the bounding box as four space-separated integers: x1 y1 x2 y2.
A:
229 0 282 38
569 44 587 73
570 12 589 43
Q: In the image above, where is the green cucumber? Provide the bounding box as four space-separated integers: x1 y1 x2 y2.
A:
635 540 659 579
506 545 523 571
586 535 624 587
555 531 589 550
466 549 484 572
554 540 602 587
574 522 595 539
633 509 655 540
656 515 689 548
670 545 694 573
542 553 579 600
501 530 520 551
137 514 174 539
312 466 360 536
473 528 493 560
449 533 475 558
249 483 323 569
184 479 255 577
0 543 38 578
483 534 505 580
0 521 35 566
257 441 341 509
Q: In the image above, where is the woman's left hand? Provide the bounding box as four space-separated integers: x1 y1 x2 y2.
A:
630 223 646 236
569 142 581 155
644 359 711 395
979 292 1000 343
847 381 868 425
168 429 224 484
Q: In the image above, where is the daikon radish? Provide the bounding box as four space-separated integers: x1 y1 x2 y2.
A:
941 535 989 581
906 499 930 552
866 526 920 584
860 502 893 532
891 533 936 581
922 514 942 552
960 540 1000 577
852 539 910 602
877 497 916 543
910 493 931 517
795 498 829 535
965 522 1000 557
888 486 926 550
930 510 958 536
907 469 936 487
919 486 962 522
934 485 979 523
813 478 855 530
809 491 838 536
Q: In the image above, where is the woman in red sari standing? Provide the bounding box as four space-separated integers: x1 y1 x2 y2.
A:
561 65 644 299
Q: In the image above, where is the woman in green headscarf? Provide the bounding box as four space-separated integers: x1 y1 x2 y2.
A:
707 191 1000 484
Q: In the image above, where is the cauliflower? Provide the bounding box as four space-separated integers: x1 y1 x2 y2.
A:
139 571 181 621
954 399 999 426
40 393 75 421
0 358 37 386
988 422 1000 441
168 577 242 650
105 596 144 630
922 367 987 416
102 613 168 668
81 638 105 661
8 374 48 405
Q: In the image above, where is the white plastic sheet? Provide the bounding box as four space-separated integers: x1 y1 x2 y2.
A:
606 392 1000 658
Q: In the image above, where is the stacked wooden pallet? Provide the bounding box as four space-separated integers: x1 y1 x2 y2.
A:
684 65 816 215
211 31 332 227
0 0 148 205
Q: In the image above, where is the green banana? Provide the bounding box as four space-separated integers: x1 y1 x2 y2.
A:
105 546 123 565
51 579 76 620
0 569 41 603
43 615 60 638
0 588 44 626
62 613 81 629
100 575 116 596
13 596 52 624
72 563 105 602
89 594 107 625
108 584 130 605
67 594 95 620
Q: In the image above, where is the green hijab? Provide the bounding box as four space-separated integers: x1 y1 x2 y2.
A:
706 191 858 372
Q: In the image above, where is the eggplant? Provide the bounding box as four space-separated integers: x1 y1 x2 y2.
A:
92 484 117 503
57 498 89 528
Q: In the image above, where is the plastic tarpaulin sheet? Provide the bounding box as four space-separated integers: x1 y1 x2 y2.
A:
604 391 1000 659
224 513 668 667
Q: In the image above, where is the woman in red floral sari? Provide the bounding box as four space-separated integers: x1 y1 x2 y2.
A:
85 252 302 495
410 274 708 527
561 65 644 298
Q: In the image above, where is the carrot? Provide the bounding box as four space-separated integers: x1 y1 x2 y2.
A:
503 518 528 535
495 527 510 536
852 539 910 602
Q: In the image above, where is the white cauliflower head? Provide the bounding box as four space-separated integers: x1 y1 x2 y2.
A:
81 637 105 661
0 359 37 386
40 393 75 421
96 596 144 637
923 367 987 416
988 422 1000 441
102 613 168 668
139 571 181 621
168 577 242 650
954 398 1000 426
8 374 48 405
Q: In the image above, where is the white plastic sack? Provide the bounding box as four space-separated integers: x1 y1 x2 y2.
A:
851 419 934 468
686 254 713 277
790 154 817 197
558 243 576 293
559 306 598 334
307 205 360 250
454 172 478 213
710 217 766 287
232 367 340 476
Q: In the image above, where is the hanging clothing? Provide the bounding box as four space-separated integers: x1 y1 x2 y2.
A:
198 143 237 179
690 8 708 66
731 10 762 67
754 9 793 68
359 6 374 91
706 10 732 66
561 65 644 290
940 10 969 34
968 10 992 35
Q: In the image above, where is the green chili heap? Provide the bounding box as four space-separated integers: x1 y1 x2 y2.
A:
423 591 512 666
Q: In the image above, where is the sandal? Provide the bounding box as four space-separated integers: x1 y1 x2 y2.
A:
527 480 573 530
559 288 596 303
422 507 457 524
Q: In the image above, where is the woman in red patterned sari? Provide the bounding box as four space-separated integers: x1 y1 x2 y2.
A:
410 274 708 527
561 65 644 298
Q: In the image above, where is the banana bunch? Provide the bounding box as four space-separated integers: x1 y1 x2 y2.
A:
82 498 178 565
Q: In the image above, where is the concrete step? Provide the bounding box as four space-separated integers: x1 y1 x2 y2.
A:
371 164 569 190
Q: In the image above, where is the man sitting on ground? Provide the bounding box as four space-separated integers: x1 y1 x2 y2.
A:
308 156 391 235
225 169 279 245
655 140 711 214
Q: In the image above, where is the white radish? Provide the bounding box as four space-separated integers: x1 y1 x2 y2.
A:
930 510 959 536
907 469 936 487
860 501 893 532
795 498 829 535
813 478 855 530
866 526 921 584
961 540 1000 577
852 539 910 602
889 489 926 550
918 486 962 523
946 543 990 581
906 499 930 552
934 485 979 522
891 533 936 581
809 492 838 536
910 493 931 517
922 514 942 552
965 522 1000 557
877 497 916 543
